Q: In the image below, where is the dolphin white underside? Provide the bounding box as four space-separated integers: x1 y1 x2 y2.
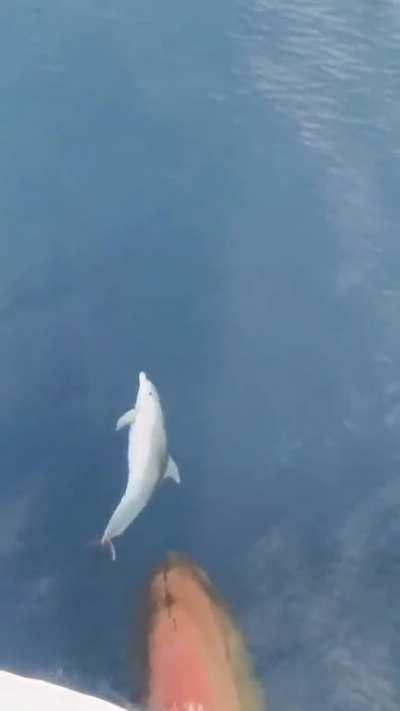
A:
101 454 180 551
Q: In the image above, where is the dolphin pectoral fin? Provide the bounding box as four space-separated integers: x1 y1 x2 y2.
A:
164 456 181 485
115 408 136 431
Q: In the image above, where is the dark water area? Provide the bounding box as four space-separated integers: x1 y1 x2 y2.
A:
1 1 400 709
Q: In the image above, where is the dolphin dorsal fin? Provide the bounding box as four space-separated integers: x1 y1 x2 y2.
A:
164 456 181 485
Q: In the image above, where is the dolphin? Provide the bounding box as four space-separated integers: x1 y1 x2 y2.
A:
101 371 180 560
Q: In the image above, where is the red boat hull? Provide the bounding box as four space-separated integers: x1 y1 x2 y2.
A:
144 554 265 711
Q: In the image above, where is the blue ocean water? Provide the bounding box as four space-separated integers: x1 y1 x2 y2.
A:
1 1 400 709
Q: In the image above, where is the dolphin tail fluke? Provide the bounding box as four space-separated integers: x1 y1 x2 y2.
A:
164 456 181 485
115 408 136 431
101 535 117 561
107 539 117 562
86 537 117 562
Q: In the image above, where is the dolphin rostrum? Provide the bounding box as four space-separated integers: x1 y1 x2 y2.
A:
101 371 180 560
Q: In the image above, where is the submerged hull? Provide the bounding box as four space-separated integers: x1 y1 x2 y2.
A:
142 554 265 711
